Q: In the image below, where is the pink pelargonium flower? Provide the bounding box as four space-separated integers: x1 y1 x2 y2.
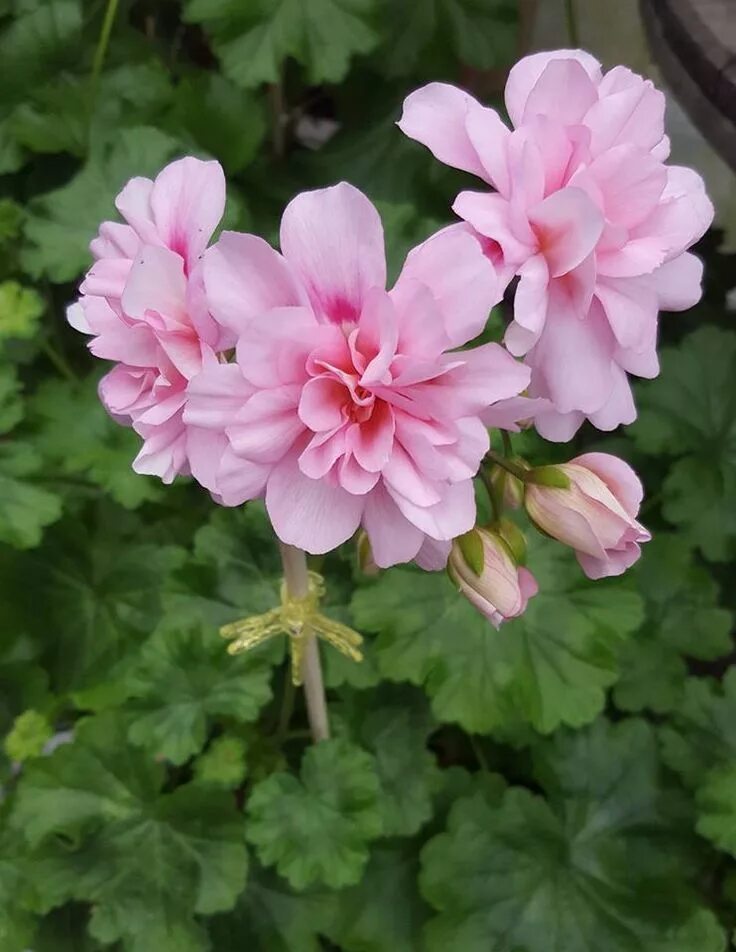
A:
184 182 531 567
524 452 651 579
399 49 714 440
67 157 233 486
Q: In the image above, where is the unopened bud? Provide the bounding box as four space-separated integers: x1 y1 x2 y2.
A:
356 530 379 576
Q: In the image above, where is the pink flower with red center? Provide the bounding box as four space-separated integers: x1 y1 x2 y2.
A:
67 157 232 486
185 182 531 567
399 49 714 440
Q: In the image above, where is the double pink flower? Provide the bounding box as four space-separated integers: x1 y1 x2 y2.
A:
68 157 232 485
400 49 713 439
184 183 530 566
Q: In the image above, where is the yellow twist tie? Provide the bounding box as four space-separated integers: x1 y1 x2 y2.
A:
219 571 363 686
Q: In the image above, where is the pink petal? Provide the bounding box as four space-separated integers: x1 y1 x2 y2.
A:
533 406 585 441
362 483 424 567
150 157 226 267
91 221 139 261
505 49 602 128
584 145 667 230
441 342 531 415
452 191 532 265
595 275 658 351
648 253 703 311
357 288 399 385
299 375 348 432
348 400 395 472
280 182 386 325
528 186 604 278
66 302 91 333
511 254 549 346
228 385 303 463
80 257 132 303
398 83 490 181
217 444 270 506
203 231 306 337
585 66 665 156
574 451 643 516
266 446 364 553
414 537 451 571
391 224 501 348
387 478 476 541
121 244 187 325
186 425 228 494
115 176 158 244
522 58 599 126
299 427 347 480
481 395 551 431
132 415 188 485
383 443 442 507
533 294 615 415
338 455 380 495
577 542 643 580
587 366 637 431
635 166 714 261
183 358 253 430
391 281 450 358
236 307 324 388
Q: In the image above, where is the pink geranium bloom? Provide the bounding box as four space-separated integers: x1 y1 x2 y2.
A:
185 183 531 567
67 157 232 486
399 49 714 440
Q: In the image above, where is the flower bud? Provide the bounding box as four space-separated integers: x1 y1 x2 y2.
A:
525 453 651 579
448 528 538 628
489 464 525 509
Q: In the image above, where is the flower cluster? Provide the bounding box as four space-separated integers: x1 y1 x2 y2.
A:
400 49 713 439
69 49 712 627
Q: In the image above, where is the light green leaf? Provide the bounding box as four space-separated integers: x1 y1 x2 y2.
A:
21 126 177 282
194 734 248 788
185 0 380 89
246 737 382 889
3 709 52 762
0 281 44 341
421 718 711 952
352 538 643 734
12 713 248 952
632 327 736 561
126 622 272 764
0 822 36 952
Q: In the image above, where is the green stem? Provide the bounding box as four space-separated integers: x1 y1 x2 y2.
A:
564 0 579 46
42 341 77 383
501 430 513 457
480 466 502 523
89 0 120 106
484 450 529 482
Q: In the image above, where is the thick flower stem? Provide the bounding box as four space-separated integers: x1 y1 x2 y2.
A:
278 542 330 743
484 450 529 482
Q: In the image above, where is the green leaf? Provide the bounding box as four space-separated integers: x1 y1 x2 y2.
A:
31 376 162 509
186 0 380 89
246 737 382 889
3 709 52 762
352 537 643 734
12 713 248 952
0 281 44 342
194 734 248 788
0 0 82 103
660 672 736 788
421 718 709 951
125 622 272 764
347 690 442 836
0 511 185 695
0 822 36 952
0 442 62 548
614 536 732 713
322 845 430 951
378 0 517 77
21 126 177 282
170 72 266 173
632 327 736 561
696 763 736 857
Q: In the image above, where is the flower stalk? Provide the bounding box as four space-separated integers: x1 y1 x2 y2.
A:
278 543 330 743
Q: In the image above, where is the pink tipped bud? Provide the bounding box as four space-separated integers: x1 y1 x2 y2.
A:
524 453 651 579
448 528 538 628
356 530 380 576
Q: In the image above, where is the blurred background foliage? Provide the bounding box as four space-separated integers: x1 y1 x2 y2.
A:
0 0 735 950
